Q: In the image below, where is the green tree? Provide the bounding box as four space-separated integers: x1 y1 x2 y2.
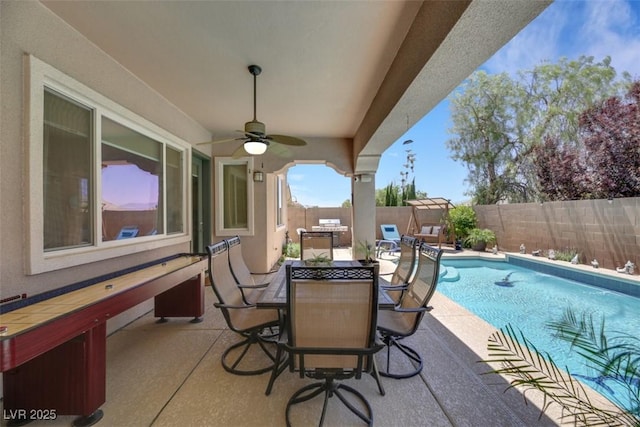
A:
341 199 352 208
384 183 399 206
447 56 630 204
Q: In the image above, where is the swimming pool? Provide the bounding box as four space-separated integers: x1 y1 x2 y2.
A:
437 257 640 413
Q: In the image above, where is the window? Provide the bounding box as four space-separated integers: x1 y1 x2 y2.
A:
27 55 190 274
276 175 284 228
215 157 254 235
43 89 94 250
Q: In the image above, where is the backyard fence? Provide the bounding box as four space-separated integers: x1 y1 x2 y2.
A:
288 197 639 271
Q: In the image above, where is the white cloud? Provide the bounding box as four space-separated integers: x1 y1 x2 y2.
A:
579 0 640 78
483 0 640 79
483 2 569 75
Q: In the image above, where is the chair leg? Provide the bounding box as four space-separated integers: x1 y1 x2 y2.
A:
222 330 277 376
378 336 423 379
334 383 373 425
265 344 289 395
285 378 373 427
369 357 386 396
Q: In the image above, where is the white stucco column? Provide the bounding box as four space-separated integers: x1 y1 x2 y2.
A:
351 173 376 258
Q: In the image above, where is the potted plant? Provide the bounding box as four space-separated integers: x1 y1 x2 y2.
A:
464 228 496 252
356 240 377 265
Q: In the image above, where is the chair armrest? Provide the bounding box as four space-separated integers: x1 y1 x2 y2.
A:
380 284 408 291
391 306 427 313
237 283 269 289
214 302 255 310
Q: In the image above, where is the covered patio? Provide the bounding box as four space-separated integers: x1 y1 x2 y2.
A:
15 251 562 427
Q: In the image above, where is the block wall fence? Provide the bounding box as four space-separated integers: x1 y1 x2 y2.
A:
287 197 639 271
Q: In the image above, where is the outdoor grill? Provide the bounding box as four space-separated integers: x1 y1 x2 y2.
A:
311 219 349 247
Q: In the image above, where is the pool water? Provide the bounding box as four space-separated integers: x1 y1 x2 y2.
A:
437 259 640 413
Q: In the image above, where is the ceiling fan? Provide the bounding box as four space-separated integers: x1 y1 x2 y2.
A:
198 64 306 157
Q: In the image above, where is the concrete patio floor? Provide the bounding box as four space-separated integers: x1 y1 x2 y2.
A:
7 249 572 427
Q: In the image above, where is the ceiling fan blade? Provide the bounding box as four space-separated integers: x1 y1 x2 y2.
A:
196 137 242 146
231 145 249 159
266 134 307 146
268 142 293 158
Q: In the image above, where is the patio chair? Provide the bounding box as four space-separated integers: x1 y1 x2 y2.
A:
225 236 277 303
376 242 443 379
279 264 384 426
299 231 334 261
376 225 403 261
206 240 280 375
380 224 401 245
379 235 419 304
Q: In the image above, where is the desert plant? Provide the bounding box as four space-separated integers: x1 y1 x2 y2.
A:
484 309 640 426
304 252 332 266
285 243 300 258
554 248 580 263
356 240 376 264
463 228 496 251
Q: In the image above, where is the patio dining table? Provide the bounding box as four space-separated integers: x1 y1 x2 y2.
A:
256 259 396 309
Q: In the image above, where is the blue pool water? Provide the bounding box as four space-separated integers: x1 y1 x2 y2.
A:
437 258 640 413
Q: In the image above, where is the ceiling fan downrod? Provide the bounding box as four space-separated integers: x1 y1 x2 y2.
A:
248 65 261 122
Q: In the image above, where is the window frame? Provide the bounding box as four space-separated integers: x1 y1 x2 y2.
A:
26 55 191 274
215 157 255 236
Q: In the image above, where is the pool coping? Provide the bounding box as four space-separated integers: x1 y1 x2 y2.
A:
442 250 640 298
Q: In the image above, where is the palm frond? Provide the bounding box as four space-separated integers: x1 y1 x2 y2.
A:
484 323 638 426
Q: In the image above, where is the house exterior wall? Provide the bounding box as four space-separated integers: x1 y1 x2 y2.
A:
0 2 210 333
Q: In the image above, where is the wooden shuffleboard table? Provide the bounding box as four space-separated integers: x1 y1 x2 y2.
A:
0 254 207 426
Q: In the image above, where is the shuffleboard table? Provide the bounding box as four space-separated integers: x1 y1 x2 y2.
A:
0 254 207 426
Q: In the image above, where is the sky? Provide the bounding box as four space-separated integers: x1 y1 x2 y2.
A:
288 0 640 207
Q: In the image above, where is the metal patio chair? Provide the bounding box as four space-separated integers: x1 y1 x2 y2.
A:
278 264 384 426
225 236 277 303
299 231 334 261
206 240 280 375
376 242 443 379
379 235 419 304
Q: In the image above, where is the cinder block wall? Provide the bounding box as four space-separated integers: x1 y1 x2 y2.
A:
288 205 450 245
474 197 639 270
287 197 639 271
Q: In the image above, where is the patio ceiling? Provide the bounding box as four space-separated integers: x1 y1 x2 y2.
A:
41 0 550 174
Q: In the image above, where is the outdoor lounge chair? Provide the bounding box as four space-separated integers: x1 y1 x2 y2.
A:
380 224 401 244
376 242 443 379
278 264 384 426
225 236 277 302
299 231 334 261
376 224 403 261
206 240 280 375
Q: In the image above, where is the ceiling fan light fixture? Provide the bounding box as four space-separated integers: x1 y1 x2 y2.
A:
244 140 267 155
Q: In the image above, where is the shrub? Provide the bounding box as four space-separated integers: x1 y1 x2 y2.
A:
285 243 300 258
554 248 579 263
448 206 477 240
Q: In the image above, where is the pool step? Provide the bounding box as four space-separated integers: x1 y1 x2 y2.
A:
439 265 460 282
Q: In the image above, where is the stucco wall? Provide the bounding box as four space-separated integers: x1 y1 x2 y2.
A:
0 2 210 332
474 198 640 271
